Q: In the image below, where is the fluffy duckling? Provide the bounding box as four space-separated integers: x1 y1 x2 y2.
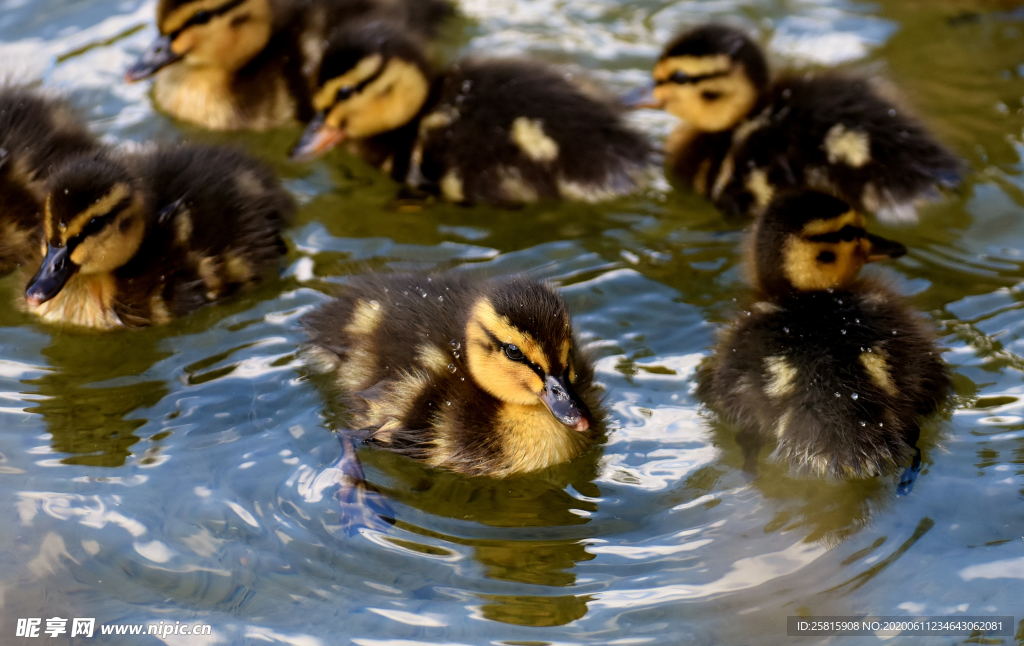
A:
125 0 454 131
0 87 100 274
643 24 960 221
23 144 294 329
290 20 653 204
698 191 950 484
304 273 600 477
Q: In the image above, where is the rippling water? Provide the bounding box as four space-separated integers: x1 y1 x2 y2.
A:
1 0 1023 644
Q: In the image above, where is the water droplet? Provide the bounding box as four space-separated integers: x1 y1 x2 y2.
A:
63 188 69 195
859 421 867 427
447 363 457 373
834 392 841 398
837 299 843 305
878 422 884 427
892 330 897 335
368 300 380 310
888 108 897 117
445 400 451 406
460 377 465 381
841 329 847 335
783 327 790 334
437 295 444 302
851 393 859 400
450 340 461 350
855 319 860 324
452 351 460 358
827 287 835 294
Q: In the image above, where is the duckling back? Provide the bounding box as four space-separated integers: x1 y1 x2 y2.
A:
699 288 950 477
0 88 99 273
704 75 962 221
414 59 653 204
304 273 600 477
123 145 293 322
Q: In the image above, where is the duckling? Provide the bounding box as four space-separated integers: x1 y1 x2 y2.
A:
697 191 950 485
304 273 600 477
23 144 294 329
642 24 960 222
290 20 653 204
125 0 454 131
0 87 100 274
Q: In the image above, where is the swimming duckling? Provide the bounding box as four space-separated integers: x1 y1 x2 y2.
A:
290 20 653 204
642 24 960 221
304 273 600 477
23 144 294 329
698 191 950 484
125 0 454 131
0 87 100 274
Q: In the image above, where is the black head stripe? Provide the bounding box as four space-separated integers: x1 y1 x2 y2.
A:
807 224 865 244
170 0 246 37
66 196 132 251
657 69 730 86
482 327 546 380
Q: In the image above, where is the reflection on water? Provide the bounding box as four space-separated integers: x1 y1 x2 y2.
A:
0 0 1024 643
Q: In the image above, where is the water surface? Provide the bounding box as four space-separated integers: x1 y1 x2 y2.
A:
1 0 1023 644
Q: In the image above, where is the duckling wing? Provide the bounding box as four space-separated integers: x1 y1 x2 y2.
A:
412 60 653 204
723 75 961 222
118 145 293 317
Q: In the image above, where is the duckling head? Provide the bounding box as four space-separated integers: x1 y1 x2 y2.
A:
290 21 431 161
25 156 147 307
125 0 274 81
648 24 769 132
464 280 593 432
753 191 908 295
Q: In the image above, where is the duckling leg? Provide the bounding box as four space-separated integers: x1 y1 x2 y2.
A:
735 426 764 480
896 427 923 497
334 434 395 535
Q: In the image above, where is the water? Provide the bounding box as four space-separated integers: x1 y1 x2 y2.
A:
1 0 1023 644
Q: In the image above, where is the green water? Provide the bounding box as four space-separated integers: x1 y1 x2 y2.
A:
0 0 1023 644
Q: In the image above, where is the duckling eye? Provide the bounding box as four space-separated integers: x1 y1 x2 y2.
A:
701 90 723 101
669 71 690 84
504 344 524 361
817 250 836 264
192 10 212 24
335 86 355 103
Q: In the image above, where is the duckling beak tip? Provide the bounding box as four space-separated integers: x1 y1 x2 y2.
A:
290 118 346 162
25 244 77 307
865 232 907 263
541 374 592 433
125 34 181 82
621 84 662 110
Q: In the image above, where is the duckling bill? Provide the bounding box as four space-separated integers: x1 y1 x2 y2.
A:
698 191 950 483
291 20 653 205
641 24 960 221
304 274 601 477
23 144 294 329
